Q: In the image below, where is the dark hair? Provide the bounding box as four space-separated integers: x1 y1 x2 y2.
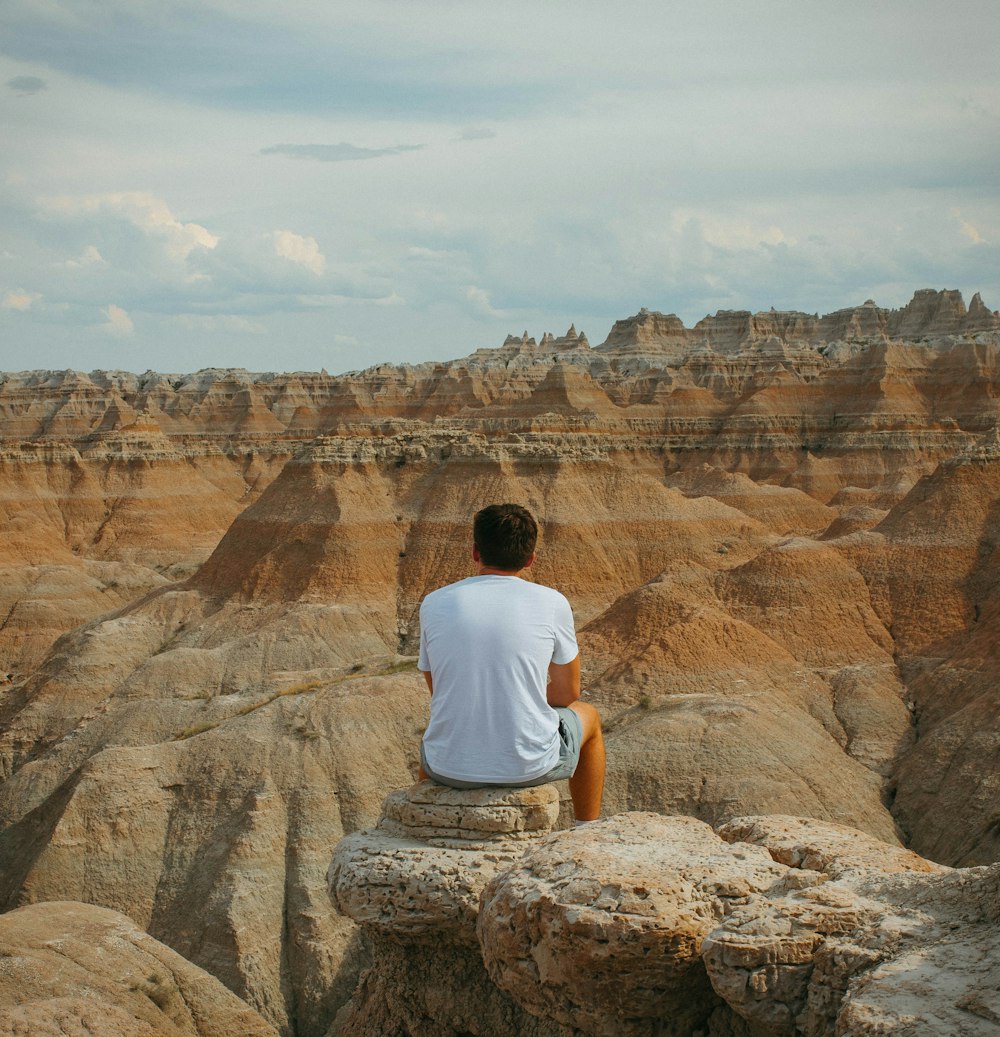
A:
474 504 538 571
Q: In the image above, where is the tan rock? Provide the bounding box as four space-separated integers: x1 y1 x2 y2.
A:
703 823 998 1037
330 781 560 942
0 900 278 1037
580 552 910 838
329 782 564 1036
477 812 792 1036
2 288 1000 1030
1 669 428 1037
472 811 990 1037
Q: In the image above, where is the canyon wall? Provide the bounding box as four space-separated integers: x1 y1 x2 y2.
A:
1 288 998 1035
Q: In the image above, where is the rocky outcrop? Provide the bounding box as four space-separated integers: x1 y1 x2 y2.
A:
838 431 1000 865
0 667 428 1037
600 289 999 358
702 817 997 1037
328 782 565 1036
478 812 791 1037
0 900 279 1036
331 793 996 1037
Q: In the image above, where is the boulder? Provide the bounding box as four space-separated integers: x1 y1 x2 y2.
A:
0 900 278 1037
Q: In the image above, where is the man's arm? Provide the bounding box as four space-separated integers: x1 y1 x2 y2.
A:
547 655 580 707
417 669 433 780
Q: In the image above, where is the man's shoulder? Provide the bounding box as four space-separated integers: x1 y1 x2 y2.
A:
485 578 573 615
519 580 571 606
420 576 569 608
420 577 473 610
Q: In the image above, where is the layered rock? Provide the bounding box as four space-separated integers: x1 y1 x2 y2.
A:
478 812 792 1036
0 667 428 1037
1 287 999 1033
332 796 994 1037
835 430 1000 864
0 424 289 674
1 290 997 670
599 289 999 358
328 781 564 1036
0 900 278 1036
702 817 997 1037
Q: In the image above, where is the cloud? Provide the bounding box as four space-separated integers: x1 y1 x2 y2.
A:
260 142 424 162
101 304 134 335
173 314 266 334
953 210 986 245
271 230 325 274
44 192 219 260
465 285 503 318
672 212 794 251
7 75 46 96
455 127 496 141
3 290 39 310
58 245 105 269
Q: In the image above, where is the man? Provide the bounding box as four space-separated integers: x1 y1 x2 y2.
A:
417 503 605 822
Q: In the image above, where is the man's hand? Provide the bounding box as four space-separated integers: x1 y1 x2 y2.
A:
547 655 580 707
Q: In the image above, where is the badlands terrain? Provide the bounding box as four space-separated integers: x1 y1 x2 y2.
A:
0 287 998 1035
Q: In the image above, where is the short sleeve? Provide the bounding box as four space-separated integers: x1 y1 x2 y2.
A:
417 602 430 671
550 593 578 665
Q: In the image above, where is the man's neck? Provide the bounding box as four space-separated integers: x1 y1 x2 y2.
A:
477 565 524 578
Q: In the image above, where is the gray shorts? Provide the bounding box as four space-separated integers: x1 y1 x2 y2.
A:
420 706 583 789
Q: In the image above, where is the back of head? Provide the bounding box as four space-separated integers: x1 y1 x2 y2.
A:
474 504 538 571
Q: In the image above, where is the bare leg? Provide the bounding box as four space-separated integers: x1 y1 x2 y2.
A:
567 700 605 821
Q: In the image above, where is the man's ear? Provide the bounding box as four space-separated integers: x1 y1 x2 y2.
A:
472 543 481 562
523 552 536 569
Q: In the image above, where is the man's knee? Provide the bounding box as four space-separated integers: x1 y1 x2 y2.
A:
569 700 602 741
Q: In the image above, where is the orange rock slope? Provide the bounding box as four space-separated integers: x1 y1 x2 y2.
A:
1 288 998 1035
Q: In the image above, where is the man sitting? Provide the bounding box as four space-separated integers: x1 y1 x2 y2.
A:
417 503 605 822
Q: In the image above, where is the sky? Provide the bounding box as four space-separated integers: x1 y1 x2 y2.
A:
1 0 998 375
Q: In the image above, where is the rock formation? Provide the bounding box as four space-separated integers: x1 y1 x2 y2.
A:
328 781 565 1036
0 900 279 1036
1 287 998 1034
331 790 998 1037
2 289 998 676
0 665 427 1037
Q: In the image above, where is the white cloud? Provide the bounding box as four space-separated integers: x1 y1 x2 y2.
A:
59 245 105 269
954 210 985 245
44 192 219 260
271 230 325 274
3 289 38 310
670 211 794 251
100 303 134 336
465 285 503 318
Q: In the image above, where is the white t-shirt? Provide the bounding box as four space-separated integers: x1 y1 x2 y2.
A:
418 575 579 783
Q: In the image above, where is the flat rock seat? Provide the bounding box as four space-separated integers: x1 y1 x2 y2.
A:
328 781 560 940
379 780 560 847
